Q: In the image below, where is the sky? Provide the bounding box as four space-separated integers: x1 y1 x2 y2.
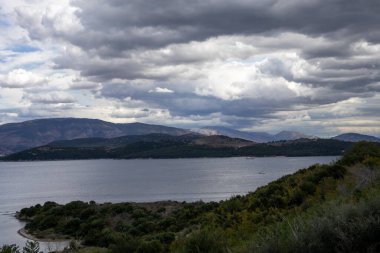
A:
0 0 379 137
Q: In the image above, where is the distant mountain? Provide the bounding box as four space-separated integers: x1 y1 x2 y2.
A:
191 135 254 148
194 126 273 142
194 127 315 142
50 134 254 149
1 135 354 161
2 118 377 157
332 133 380 142
272 131 317 141
0 118 191 155
194 126 253 140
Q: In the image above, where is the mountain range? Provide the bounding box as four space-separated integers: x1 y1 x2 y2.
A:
332 133 380 143
193 126 274 142
0 118 190 155
194 126 318 142
194 126 380 143
0 118 378 156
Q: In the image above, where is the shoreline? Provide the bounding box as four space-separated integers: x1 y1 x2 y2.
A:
17 228 69 243
0 154 340 162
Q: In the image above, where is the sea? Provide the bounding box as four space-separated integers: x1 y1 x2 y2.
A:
0 156 338 251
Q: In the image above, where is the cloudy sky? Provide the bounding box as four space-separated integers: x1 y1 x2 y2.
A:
0 0 379 136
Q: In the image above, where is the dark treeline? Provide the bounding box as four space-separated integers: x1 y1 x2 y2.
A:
2 137 355 161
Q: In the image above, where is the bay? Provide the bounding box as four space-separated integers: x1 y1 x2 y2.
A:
0 156 338 250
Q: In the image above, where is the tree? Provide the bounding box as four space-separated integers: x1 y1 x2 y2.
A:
0 245 20 253
22 241 41 253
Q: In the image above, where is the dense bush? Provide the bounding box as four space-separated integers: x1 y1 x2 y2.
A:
0 241 41 253
0 244 19 253
247 197 380 253
175 230 228 253
339 141 380 166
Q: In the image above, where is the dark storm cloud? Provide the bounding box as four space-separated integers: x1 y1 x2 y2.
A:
301 42 352 59
100 82 309 118
295 72 380 91
100 82 222 116
319 58 380 71
69 0 380 53
259 55 380 93
41 0 380 93
53 51 179 82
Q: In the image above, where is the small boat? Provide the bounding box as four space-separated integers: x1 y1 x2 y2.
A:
258 171 265 174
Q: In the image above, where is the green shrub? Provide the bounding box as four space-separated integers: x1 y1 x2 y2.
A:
108 238 139 253
80 207 97 219
0 244 19 253
340 142 380 166
22 241 41 253
38 215 58 230
64 217 82 234
300 181 316 194
248 197 380 253
177 230 228 253
154 232 175 244
136 240 163 253
19 204 41 218
41 201 58 212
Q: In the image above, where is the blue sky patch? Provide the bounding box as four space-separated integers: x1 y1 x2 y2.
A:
21 62 44 70
10 44 40 53
0 11 10 27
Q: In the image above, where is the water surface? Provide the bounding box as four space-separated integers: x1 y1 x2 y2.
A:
0 156 338 249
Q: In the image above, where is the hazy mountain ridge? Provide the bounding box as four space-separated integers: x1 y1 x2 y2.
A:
0 118 379 156
190 135 254 148
194 127 316 142
332 133 380 142
0 118 191 155
272 131 317 141
193 126 272 142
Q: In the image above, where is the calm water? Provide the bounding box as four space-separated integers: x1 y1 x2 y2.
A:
0 156 338 249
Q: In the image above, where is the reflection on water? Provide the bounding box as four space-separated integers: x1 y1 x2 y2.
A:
0 156 338 250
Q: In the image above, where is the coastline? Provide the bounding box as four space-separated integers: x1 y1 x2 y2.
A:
17 228 69 243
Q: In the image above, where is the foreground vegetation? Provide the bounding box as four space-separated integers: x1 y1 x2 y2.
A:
1 241 42 253
3 142 380 253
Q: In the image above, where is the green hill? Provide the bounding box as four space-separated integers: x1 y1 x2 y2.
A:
1 135 355 161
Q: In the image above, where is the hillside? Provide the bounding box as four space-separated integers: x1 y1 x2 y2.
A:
0 118 190 155
194 127 316 142
195 126 273 142
0 134 252 160
272 130 316 141
12 142 380 253
332 132 380 142
191 135 254 148
1 135 354 161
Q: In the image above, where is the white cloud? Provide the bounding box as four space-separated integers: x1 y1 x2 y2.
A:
14 2 82 41
149 87 174 93
0 69 46 88
24 92 76 104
